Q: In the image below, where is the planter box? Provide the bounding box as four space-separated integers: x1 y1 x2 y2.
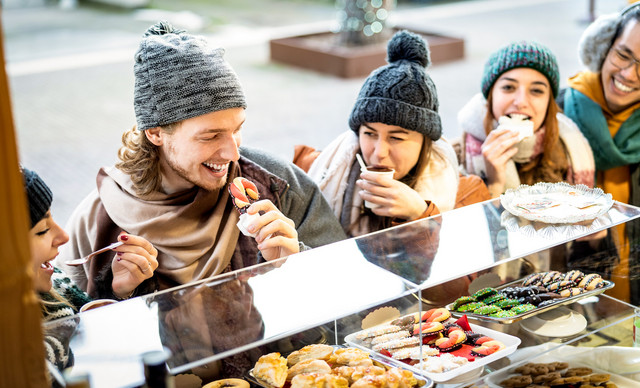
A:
269 27 464 78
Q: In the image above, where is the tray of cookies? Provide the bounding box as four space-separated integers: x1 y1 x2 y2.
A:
446 270 614 324
247 344 433 388
344 310 521 383
486 359 637 387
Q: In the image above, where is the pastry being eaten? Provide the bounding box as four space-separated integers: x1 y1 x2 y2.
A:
287 344 335 367
253 352 288 388
497 114 534 141
287 359 332 381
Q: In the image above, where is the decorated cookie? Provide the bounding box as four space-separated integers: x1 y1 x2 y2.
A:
563 270 584 283
494 298 520 309
228 177 262 237
472 287 498 300
457 301 485 312
511 303 536 314
522 273 544 287
546 280 575 293
560 287 585 297
483 293 507 304
473 305 502 315
452 296 476 310
489 310 517 318
579 273 605 290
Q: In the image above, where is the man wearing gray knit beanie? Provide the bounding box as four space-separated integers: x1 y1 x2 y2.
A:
58 22 345 299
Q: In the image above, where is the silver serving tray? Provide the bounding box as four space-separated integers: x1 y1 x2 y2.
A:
445 279 615 324
246 345 433 388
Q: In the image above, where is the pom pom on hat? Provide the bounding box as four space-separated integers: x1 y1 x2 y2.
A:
481 41 560 98
142 20 185 36
387 30 431 67
21 167 53 228
349 30 442 141
134 21 246 131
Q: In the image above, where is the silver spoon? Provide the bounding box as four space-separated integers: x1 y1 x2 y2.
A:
65 241 124 266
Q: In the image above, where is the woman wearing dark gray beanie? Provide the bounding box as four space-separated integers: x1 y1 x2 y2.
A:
458 41 595 198
302 30 464 237
21 166 158 382
22 166 92 383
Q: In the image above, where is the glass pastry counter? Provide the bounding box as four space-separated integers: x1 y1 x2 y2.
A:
43 198 640 387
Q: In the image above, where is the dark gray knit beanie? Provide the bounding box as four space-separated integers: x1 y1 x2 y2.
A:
21 167 53 227
349 30 442 141
134 21 247 131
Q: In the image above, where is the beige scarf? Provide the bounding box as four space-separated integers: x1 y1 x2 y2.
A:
97 165 241 286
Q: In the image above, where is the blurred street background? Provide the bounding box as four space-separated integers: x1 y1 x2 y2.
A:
2 0 628 225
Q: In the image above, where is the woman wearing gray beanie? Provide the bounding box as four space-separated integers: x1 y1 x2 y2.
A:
302 30 464 237
21 166 157 384
22 165 158 305
458 41 595 198
22 166 92 384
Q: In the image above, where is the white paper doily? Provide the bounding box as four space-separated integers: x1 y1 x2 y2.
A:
501 210 612 239
500 182 613 224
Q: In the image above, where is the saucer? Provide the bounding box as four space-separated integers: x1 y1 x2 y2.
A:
519 307 587 337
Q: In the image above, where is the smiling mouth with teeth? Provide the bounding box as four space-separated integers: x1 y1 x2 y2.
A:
203 162 227 172
613 79 635 93
41 261 53 270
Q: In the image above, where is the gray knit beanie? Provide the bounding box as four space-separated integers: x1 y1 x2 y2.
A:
21 167 53 227
134 21 247 131
349 30 442 141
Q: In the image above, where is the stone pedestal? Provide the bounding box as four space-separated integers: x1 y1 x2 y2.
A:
270 27 464 78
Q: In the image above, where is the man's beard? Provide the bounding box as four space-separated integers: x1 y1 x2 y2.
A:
164 156 227 192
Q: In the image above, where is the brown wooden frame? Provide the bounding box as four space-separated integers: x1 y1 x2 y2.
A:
0 9 48 387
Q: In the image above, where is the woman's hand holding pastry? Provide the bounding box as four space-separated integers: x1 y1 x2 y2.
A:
482 129 519 197
245 200 300 261
357 174 426 220
111 233 158 299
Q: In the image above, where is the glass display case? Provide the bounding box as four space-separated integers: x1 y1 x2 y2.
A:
43 198 640 388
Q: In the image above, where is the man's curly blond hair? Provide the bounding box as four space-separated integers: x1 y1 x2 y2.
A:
116 124 179 196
